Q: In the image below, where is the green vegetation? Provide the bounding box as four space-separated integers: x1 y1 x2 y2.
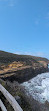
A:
0 79 32 111
0 51 49 111
0 50 48 66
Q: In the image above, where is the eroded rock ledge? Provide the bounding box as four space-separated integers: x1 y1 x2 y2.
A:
1 66 48 83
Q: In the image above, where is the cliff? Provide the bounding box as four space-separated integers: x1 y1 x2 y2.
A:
0 50 49 83
0 51 49 111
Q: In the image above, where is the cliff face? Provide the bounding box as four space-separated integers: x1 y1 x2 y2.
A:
0 66 48 83
0 50 49 83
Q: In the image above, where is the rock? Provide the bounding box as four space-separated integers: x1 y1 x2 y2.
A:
21 72 49 111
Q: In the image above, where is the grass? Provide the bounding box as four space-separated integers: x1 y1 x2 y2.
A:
0 50 48 66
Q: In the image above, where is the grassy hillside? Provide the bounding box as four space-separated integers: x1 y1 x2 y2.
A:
0 50 48 66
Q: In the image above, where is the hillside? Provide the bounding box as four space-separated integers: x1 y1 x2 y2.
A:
0 50 48 83
0 50 48 65
0 50 49 111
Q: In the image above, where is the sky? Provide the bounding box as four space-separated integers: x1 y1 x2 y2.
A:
0 0 49 59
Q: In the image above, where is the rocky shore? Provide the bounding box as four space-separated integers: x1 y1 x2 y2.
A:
0 51 49 111
1 66 48 83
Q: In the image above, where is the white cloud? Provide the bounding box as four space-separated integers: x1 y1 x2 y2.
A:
33 52 49 59
15 51 44 57
34 52 44 57
15 51 22 55
14 51 49 59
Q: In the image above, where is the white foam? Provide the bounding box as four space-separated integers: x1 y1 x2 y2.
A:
21 72 49 103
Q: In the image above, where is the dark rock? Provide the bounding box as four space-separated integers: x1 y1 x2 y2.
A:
2 66 48 83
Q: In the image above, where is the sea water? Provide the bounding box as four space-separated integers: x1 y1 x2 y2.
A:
21 72 49 103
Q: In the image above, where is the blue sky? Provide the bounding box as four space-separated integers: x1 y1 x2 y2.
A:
0 0 49 59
